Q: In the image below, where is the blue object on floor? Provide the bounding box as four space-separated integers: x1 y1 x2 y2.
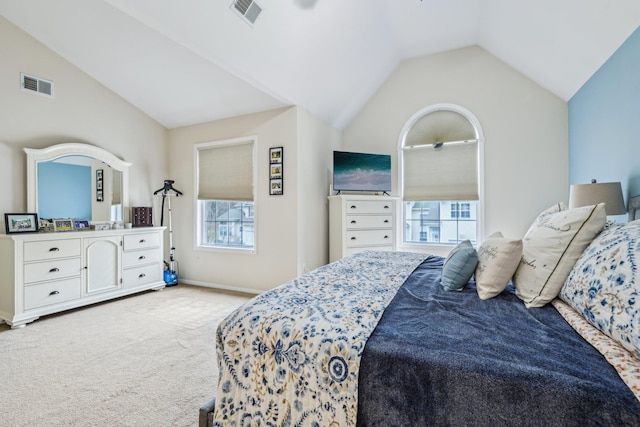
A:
164 269 178 286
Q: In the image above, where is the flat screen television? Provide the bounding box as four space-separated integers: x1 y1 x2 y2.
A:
333 151 392 193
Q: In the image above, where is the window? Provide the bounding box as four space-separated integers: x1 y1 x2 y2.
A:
195 137 256 250
399 104 483 245
450 202 471 219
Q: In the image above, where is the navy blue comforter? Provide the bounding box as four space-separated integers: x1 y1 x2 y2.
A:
356 256 640 426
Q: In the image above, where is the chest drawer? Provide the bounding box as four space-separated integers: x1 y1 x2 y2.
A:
123 264 161 288
346 200 394 214
123 232 160 251
24 239 81 262
122 248 161 268
346 229 393 247
24 277 82 310
24 257 82 284
346 214 393 230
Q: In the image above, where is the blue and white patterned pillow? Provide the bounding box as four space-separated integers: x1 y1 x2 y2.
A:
560 221 640 359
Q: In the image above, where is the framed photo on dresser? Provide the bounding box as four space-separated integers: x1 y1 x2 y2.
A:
5 213 39 234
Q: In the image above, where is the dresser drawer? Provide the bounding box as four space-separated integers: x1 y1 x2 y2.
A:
122 248 161 268
123 232 160 251
24 278 82 310
346 229 393 247
123 264 161 288
24 239 81 262
346 200 394 214
24 258 82 284
346 214 393 230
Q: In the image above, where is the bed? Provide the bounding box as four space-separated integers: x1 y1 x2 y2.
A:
200 203 640 426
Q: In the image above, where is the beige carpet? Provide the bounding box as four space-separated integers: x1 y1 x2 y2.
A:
0 285 252 427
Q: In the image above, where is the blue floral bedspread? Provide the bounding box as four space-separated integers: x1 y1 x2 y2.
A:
211 251 428 427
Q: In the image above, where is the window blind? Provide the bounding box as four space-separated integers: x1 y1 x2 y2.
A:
197 141 254 201
403 141 478 201
111 169 121 205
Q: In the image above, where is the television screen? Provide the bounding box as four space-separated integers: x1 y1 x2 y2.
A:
333 151 392 193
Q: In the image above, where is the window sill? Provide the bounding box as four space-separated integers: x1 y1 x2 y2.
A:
195 245 256 255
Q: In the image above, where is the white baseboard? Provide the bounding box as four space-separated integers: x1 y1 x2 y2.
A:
179 278 262 296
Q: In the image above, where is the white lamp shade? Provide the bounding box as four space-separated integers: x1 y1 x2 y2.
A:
569 181 626 215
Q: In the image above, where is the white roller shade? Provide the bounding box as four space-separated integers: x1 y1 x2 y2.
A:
197 141 254 201
403 141 478 201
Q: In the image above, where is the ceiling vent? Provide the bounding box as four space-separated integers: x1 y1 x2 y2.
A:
21 73 54 97
231 0 263 26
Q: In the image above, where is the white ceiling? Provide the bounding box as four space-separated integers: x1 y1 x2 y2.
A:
1 0 639 130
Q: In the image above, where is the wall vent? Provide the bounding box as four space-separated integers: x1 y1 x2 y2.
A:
21 73 54 97
231 0 263 26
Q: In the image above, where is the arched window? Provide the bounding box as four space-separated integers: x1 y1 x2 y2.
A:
398 103 484 246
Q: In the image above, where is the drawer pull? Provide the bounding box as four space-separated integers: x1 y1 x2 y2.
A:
49 247 60 252
384 205 390 209
384 235 389 239
350 205 356 209
350 237 357 240
49 267 60 273
138 255 146 260
350 220 356 224
138 273 146 279
49 290 59 296
384 220 389 223
139 239 146 243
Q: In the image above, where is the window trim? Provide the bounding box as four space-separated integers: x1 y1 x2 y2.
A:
193 136 258 254
397 103 485 249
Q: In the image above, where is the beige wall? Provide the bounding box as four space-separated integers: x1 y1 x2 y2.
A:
296 107 342 274
168 106 339 293
343 46 568 241
0 17 168 223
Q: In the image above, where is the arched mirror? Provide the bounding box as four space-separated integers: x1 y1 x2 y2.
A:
25 143 131 223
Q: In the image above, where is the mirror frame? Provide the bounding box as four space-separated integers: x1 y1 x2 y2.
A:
25 143 132 222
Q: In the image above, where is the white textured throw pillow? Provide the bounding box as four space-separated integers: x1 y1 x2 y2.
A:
475 232 523 300
513 203 606 308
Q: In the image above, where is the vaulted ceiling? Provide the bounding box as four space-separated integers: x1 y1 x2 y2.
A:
1 0 639 130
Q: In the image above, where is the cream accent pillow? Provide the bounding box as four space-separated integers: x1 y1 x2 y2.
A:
475 232 523 300
513 203 606 308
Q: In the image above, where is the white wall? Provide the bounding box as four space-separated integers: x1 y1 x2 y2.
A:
343 46 568 241
0 17 168 223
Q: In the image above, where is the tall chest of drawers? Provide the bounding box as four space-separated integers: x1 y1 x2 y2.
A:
0 227 165 328
329 195 397 262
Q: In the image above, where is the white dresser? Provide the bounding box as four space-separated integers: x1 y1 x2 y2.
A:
0 227 165 328
329 195 397 262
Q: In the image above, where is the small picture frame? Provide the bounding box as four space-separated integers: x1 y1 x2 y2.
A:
53 219 74 232
270 178 283 195
269 147 284 195
73 219 90 230
5 213 39 234
270 163 283 179
270 146 283 164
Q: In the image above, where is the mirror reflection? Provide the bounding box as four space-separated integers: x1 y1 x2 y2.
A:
37 155 123 222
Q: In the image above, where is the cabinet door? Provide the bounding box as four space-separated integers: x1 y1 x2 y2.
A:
84 236 122 295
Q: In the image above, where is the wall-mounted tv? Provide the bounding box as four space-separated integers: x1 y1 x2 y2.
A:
333 151 392 194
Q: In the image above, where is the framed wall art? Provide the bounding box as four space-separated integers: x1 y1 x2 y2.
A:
269 146 283 195
96 169 104 202
5 213 39 234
